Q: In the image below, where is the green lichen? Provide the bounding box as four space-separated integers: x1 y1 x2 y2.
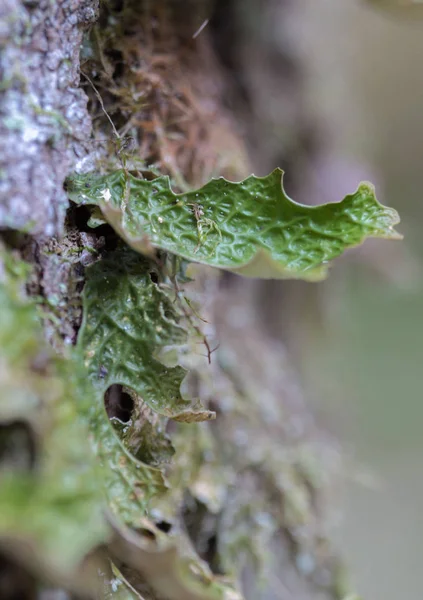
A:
78 246 214 422
67 169 401 280
0 249 244 600
0 250 109 579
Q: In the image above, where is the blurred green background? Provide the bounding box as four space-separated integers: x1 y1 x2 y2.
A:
296 2 423 598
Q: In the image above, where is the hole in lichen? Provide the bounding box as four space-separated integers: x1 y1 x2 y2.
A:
0 421 37 472
155 520 172 533
149 271 159 284
104 384 134 423
119 391 134 413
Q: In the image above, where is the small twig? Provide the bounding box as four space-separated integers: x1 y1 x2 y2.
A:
80 70 120 141
179 296 214 364
184 296 209 323
198 343 219 361
192 19 210 39
165 258 215 365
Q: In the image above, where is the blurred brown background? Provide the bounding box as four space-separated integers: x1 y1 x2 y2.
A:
292 2 423 598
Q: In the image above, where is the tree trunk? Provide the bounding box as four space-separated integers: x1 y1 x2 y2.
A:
0 1 348 599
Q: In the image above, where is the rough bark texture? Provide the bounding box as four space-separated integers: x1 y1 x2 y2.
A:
0 0 98 236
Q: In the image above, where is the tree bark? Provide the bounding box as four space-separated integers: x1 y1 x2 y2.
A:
0 1 347 599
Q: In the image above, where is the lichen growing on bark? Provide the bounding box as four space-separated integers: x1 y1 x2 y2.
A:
0 1 397 599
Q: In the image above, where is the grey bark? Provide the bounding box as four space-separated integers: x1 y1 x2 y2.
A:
0 0 98 236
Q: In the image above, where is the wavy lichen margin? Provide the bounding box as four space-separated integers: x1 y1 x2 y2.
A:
78 247 214 422
67 169 401 280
